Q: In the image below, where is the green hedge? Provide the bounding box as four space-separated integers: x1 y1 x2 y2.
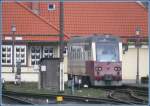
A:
141 76 148 84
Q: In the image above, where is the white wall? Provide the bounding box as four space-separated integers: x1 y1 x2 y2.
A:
63 54 68 82
1 67 38 82
2 72 38 82
122 47 149 83
2 47 149 84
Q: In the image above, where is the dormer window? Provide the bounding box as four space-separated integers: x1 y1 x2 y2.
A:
48 4 55 10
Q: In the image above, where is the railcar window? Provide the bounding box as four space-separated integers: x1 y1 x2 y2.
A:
70 45 84 60
77 48 81 60
96 44 119 62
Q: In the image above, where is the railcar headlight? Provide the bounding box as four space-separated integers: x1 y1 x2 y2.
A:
95 67 99 71
114 67 121 71
95 67 102 71
114 67 118 71
98 67 102 71
117 67 121 71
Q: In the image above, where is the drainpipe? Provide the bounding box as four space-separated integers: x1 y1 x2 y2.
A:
59 0 64 92
148 1 150 105
0 0 2 104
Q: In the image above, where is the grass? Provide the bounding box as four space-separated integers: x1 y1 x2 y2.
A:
72 88 106 98
4 82 107 98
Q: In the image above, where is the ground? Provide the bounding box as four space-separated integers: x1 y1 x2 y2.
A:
4 82 107 98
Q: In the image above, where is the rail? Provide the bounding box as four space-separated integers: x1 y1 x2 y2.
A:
108 89 147 105
3 94 34 105
3 90 127 104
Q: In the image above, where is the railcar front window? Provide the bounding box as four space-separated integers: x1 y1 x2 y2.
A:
96 44 119 62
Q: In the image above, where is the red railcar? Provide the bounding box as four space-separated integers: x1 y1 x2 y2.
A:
67 35 122 86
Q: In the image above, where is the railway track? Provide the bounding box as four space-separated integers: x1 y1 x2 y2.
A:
3 90 128 104
130 89 148 96
128 89 148 103
62 95 127 104
3 86 148 105
2 94 34 104
108 89 148 105
93 85 148 104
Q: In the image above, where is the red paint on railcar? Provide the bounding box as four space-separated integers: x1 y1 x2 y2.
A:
86 61 122 83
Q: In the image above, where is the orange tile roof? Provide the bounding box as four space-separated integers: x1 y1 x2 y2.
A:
64 2 147 37
39 2 147 37
2 2 69 42
2 2 148 41
23 35 60 42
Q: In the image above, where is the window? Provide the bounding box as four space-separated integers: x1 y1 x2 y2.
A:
31 46 41 65
43 46 53 58
1 45 12 65
15 45 26 65
48 4 55 10
1 45 26 65
63 47 67 54
96 43 119 62
70 45 84 60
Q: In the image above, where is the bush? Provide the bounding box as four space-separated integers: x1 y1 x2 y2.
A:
141 76 148 84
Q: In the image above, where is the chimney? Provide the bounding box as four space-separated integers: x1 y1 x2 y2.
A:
31 2 40 15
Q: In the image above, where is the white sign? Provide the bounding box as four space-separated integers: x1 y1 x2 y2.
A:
5 37 12 40
15 37 23 40
41 65 46 71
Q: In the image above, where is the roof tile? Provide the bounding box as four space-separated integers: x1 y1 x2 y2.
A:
2 2 148 42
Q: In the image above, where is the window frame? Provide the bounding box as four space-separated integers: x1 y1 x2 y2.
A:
96 43 119 62
43 46 54 58
31 46 41 66
48 3 56 11
14 45 27 66
1 45 12 65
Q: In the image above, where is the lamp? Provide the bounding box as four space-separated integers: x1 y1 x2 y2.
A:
11 24 16 33
11 22 16 73
135 26 141 36
135 26 141 85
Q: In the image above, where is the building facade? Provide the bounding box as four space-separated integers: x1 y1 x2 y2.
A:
2 1 148 83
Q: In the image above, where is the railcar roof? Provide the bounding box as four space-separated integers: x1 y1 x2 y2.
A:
68 35 121 43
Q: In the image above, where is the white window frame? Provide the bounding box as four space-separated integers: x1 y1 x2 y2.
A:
1 45 12 65
31 46 41 66
43 46 54 58
14 45 26 65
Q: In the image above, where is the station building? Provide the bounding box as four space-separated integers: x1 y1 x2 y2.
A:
2 2 148 84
